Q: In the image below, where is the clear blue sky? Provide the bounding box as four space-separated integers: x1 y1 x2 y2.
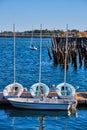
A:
0 0 87 31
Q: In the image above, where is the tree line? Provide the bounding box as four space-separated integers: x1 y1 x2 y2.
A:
0 29 87 38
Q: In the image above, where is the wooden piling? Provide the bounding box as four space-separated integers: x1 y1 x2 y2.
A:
47 45 52 60
51 37 87 69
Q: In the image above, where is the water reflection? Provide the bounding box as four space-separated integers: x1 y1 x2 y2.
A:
38 116 44 130
0 106 77 130
5 108 70 117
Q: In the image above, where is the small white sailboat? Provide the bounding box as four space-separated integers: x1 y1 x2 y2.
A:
30 45 37 50
29 27 37 50
7 24 76 111
3 24 24 98
56 25 77 108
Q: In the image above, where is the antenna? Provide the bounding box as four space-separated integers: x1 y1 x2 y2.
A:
39 24 42 83
64 24 68 86
13 24 16 83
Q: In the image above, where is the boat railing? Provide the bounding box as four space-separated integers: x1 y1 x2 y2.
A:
8 92 18 96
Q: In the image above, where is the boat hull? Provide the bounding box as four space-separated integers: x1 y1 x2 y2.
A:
8 98 72 111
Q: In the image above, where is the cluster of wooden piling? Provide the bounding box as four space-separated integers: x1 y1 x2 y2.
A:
47 37 87 69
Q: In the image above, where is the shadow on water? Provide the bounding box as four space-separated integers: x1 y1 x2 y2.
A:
0 106 78 130
0 105 77 118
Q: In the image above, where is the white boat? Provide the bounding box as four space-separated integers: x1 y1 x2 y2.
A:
7 82 77 111
7 82 77 110
7 96 76 110
30 82 49 97
56 25 77 103
29 27 37 50
3 24 24 98
3 83 24 98
30 44 37 50
56 82 75 99
7 24 77 111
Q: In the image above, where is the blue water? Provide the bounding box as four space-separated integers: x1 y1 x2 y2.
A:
0 37 87 130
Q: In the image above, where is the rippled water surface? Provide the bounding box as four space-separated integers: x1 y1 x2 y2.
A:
0 37 87 130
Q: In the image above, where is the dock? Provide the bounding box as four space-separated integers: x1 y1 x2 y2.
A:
75 92 87 106
0 91 87 107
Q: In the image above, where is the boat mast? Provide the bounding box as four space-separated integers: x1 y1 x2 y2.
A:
64 24 68 86
30 27 33 47
13 24 16 83
39 24 42 83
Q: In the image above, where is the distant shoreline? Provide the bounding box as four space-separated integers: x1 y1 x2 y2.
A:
0 29 87 38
